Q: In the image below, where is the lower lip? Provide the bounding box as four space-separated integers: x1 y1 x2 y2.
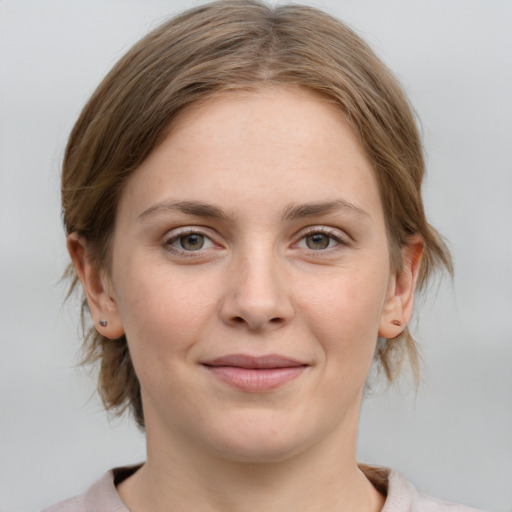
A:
204 366 306 392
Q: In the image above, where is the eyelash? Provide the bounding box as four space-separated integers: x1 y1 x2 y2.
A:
162 226 348 257
163 228 217 257
295 227 348 252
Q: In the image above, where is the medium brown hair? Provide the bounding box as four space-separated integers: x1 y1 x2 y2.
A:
62 0 452 427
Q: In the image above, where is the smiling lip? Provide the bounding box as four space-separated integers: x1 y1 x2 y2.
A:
202 354 308 392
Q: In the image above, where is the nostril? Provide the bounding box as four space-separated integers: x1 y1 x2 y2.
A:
231 316 283 326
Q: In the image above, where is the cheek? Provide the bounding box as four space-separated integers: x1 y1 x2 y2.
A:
299 264 389 369
113 260 220 360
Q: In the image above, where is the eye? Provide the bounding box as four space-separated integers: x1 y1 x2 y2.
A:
176 233 207 251
304 233 332 250
296 229 344 251
165 230 216 253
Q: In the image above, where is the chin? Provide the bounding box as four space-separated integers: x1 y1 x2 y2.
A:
204 410 315 464
213 437 306 464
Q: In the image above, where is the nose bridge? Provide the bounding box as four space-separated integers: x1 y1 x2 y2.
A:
220 239 293 331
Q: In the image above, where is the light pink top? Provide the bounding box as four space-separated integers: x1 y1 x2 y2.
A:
43 465 484 512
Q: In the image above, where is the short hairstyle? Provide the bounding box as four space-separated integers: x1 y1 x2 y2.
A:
62 0 452 428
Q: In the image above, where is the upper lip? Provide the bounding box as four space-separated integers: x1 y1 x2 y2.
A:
202 354 307 369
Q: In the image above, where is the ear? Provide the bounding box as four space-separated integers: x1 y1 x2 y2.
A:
67 232 125 339
378 235 424 339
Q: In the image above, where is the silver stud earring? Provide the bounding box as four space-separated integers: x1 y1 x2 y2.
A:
392 320 402 327
99 320 107 327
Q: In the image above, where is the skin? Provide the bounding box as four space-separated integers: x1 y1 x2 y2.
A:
69 86 422 512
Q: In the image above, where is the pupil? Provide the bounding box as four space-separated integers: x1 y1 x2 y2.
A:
181 234 204 250
306 233 329 250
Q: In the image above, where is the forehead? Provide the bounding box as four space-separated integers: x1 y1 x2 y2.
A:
168 86 360 165
118 86 383 225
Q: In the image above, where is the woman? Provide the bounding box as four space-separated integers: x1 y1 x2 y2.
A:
45 1 479 510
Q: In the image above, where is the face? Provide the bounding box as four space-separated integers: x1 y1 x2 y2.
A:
91 87 411 462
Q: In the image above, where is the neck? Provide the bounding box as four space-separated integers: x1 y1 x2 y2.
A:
118 411 384 512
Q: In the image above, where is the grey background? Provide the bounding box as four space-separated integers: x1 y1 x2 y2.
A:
1 1 511 511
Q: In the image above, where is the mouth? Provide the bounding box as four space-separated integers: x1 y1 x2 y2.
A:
201 354 309 392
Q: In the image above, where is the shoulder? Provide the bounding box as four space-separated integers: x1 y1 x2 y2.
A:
385 469 485 512
414 493 484 512
42 494 86 512
360 465 484 512
41 469 131 512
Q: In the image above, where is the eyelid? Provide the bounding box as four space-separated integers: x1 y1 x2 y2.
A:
294 225 350 250
162 226 220 255
161 224 350 257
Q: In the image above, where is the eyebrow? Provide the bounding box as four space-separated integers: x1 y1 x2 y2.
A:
281 200 369 221
138 199 369 223
138 200 232 222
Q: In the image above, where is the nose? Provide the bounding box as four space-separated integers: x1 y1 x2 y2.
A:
218 249 294 332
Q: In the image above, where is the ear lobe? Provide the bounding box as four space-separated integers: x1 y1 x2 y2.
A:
378 236 424 339
67 233 125 339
